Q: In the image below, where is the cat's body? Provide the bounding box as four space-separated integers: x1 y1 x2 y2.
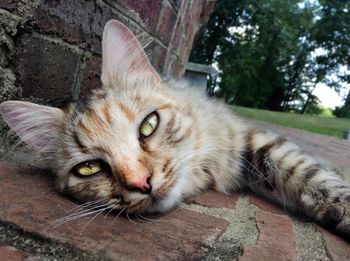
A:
1 20 350 239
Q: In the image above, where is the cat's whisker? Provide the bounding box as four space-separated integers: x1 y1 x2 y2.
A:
136 214 149 223
49 206 110 232
63 200 110 215
126 211 137 224
225 194 233 209
135 214 148 223
136 214 160 223
238 163 277 192
65 199 107 215
112 207 126 223
233 151 278 193
178 148 277 194
175 144 236 166
104 207 115 220
53 202 111 225
81 207 109 234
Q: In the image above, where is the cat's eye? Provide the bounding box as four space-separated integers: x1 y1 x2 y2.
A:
73 160 102 176
140 112 159 138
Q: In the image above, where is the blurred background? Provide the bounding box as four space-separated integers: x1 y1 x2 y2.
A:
189 0 350 138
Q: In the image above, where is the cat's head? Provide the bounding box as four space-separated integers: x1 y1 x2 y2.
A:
0 20 200 214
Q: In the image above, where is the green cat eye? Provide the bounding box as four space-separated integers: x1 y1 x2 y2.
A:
140 112 159 138
74 161 102 176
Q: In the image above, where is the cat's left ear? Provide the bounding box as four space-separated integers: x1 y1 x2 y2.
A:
0 101 65 152
101 20 161 87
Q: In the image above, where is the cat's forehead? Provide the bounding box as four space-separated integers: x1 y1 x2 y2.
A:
74 87 164 116
68 86 175 134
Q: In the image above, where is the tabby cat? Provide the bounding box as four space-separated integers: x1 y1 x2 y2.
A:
0 20 349 239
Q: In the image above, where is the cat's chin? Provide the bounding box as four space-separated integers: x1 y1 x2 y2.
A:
142 193 181 214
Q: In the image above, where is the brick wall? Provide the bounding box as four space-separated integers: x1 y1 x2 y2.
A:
0 0 216 107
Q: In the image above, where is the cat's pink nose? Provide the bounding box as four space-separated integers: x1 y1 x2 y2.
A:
130 175 152 194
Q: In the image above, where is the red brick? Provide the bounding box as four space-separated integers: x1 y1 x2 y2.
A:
169 0 183 9
319 227 350 260
149 43 168 75
31 1 94 44
117 0 162 32
0 0 17 11
31 0 129 54
14 34 80 106
0 162 228 259
181 0 195 37
240 210 297 261
250 195 285 215
202 1 216 17
179 41 193 66
170 22 182 51
188 190 239 209
0 245 25 261
32 8 82 44
196 0 216 29
169 59 184 78
80 57 102 97
157 4 178 45
178 0 215 64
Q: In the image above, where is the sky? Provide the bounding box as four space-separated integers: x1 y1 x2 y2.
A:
303 0 349 109
313 83 348 109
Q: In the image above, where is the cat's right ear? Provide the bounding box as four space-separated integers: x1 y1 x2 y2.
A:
101 20 161 87
0 101 65 152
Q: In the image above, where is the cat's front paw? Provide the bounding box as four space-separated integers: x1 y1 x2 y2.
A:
301 187 350 241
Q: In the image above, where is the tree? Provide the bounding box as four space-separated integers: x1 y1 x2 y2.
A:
190 0 350 116
312 0 350 117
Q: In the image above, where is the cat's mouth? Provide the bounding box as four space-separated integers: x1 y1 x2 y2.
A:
130 192 165 213
108 192 159 214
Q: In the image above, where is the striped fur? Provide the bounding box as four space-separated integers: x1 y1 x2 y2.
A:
0 20 349 240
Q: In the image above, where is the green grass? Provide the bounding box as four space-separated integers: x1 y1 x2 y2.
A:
232 106 350 139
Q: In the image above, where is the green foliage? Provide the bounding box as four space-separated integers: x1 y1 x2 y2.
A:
190 0 350 116
334 105 350 118
304 103 333 117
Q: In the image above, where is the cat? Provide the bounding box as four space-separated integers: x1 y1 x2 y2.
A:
0 20 349 240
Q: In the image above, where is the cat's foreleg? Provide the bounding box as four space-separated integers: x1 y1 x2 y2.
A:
241 128 350 239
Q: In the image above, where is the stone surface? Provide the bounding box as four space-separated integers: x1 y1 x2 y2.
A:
116 0 163 32
14 34 81 106
188 190 239 209
31 0 115 54
252 120 350 170
0 245 25 261
250 195 285 215
149 43 168 75
80 57 102 97
0 162 228 260
320 227 350 261
292 221 331 261
157 3 178 45
240 210 298 261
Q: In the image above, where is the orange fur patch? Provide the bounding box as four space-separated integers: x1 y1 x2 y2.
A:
102 101 113 125
78 122 93 141
119 102 135 120
85 108 105 127
158 103 174 110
